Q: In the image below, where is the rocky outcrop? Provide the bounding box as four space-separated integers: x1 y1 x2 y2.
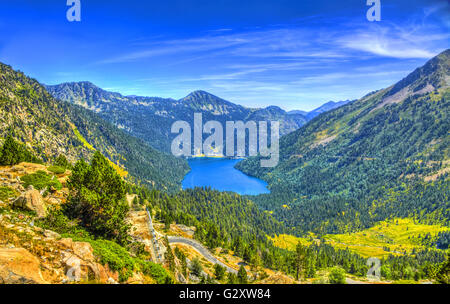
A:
0 213 120 284
57 238 119 283
259 272 296 284
127 211 158 262
0 247 49 284
12 186 47 217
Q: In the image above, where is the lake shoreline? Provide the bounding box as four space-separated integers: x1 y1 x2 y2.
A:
182 157 270 196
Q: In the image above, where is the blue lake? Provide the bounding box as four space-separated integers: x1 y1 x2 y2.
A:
182 158 270 195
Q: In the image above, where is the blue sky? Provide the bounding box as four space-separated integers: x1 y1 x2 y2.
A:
0 0 448 110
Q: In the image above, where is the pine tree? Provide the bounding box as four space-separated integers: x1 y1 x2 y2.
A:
214 264 226 281
190 257 203 277
0 135 40 165
237 265 248 284
294 242 307 281
65 151 130 244
164 236 175 272
436 256 450 284
54 154 72 169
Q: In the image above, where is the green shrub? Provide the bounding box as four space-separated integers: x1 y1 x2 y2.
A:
190 257 203 277
381 265 392 280
47 165 66 175
69 236 173 283
436 256 450 284
20 170 62 190
54 154 72 169
0 135 41 165
138 260 174 284
328 266 346 284
0 186 17 202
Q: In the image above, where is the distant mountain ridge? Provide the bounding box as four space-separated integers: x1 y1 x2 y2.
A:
46 83 316 152
288 100 353 120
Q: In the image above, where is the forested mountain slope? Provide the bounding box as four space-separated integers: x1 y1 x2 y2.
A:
237 49 450 235
0 63 188 191
46 83 308 152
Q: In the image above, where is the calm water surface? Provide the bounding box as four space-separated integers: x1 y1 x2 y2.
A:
182 158 270 195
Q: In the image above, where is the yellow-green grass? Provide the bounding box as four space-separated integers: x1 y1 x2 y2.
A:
107 160 128 178
269 218 449 259
70 123 95 151
268 233 314 251
324 218 450 258
70 123 128 177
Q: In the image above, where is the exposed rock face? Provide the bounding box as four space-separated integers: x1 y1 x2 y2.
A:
126 211 158 263
58 238 119 283
0 247 49 284
259 272 296 284
72 242 95 261
126 272 145 284
12 186 47 217
0 212 120 284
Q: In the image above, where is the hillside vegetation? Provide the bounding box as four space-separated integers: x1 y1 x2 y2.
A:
1 50 449 284
238 49 450 235
271 218 450 259
0 62 188 191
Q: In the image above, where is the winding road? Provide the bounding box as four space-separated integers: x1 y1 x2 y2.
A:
168 236 238 274
145 208 237 274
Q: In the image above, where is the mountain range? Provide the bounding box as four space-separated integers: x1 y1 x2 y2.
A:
45 83 348 153
288 100 352 120
0 61 353 192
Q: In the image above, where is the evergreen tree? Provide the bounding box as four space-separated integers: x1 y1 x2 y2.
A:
237 265 248 284
294 242 307 281
0 135 40 165
436 256 450 284
190 257 203 277
214 264 226 281
227 272 237 284
54 154 72 169
164 237 175 272
65 151 130 244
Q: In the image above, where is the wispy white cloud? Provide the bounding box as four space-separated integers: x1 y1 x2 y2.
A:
98 16 446 66
423 1 449 18
97 36 248 64
91 4 448 110
337 23 447 59
291 70 411 85
179 68 268 81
